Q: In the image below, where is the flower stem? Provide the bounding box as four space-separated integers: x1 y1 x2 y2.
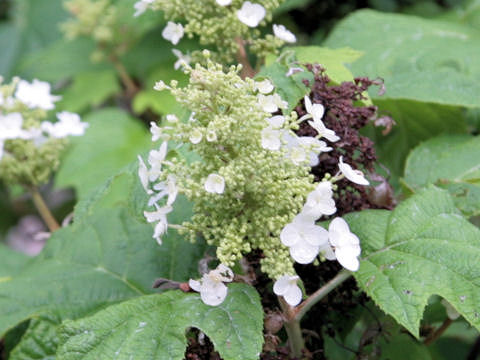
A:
31 188 60 232
294 270 351 321
110 56 138 96
235 38 256 79
279 297 305 358
424 318 453 346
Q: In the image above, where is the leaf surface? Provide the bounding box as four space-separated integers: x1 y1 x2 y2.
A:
57 284 263 360
346 186 480 336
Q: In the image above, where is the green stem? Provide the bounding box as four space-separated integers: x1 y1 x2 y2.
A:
294 270 351 322
279 297 305 358
31 188 60 232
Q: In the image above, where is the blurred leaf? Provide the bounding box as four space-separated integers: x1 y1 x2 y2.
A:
345 187 480 337
55 108 151 199
17 38 107 82
57 284 263 360
0 244 29 279
403 135 480 217
57 70 120 113
379 332 432 359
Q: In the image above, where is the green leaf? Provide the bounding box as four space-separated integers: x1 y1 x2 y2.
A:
346 186 480 337
362 100 466 184
0 165 206 338
403 135 480 216
57 284 263 360
9 314 61 360
0 244 29 279
55 108 151 200
324 9 480 108
292 46 363 85
379 332 432 360
57 70 120 113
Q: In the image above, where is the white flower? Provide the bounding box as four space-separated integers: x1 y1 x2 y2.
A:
280 215 329 264
189 129 203 144
138 155 153 194
162 22 184 45
41 112 88 138
266 115 285 128
255 79 274 94
328 217 361 271
338 156 369 186
206 129 217 142
237 1 266 28
298 136 332 166
166 114 178 123
216 0 232 6
273 275 302 306
261 127 281 151
299 95 325 123
258 93 287 113
273 24 296 43
144 204 173 245
147 141 168 182
172 49 191 70
286 67 304 77
204 173 225 194
308 119 339 142
133 0 154 17
150 122 162 142
302 181 336 219
154 81 166 91
189 264 234 306
151 175 178 206
15 79 61 110
282 132 307 165
0 113 28 140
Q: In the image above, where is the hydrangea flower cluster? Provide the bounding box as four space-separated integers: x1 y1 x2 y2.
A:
139 58 369 307
134 0 296 64
0 77 88 187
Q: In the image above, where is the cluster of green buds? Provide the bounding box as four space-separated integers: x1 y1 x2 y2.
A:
134 0 297 65
138 55 325 280
62 0 153 63
0 77 88 188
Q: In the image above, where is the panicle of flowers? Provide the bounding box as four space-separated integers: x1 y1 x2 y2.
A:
0 77 88 187
134 0 295 65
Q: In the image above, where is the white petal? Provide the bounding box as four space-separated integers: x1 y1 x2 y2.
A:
204 174 225 194
273 275 298 296
189 279 201 292
335 248 360 271
216 0 232 5
290 242 320 264
283 284 302 306
201 282 228 306
280 223 302 247
255 79 274 94
215 264 234 282
237 1 266 27
339 156 369 186
162 22 184 45
273 24 296 43
261 127 281 151
266 115 285 128
302 224 329 247
189 129 203 144
137 156 151 194
329 217 351 236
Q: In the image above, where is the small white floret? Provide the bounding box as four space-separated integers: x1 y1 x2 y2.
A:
15 79 61 110
189 264 234 306
273 24 296 43
189 129 203 144
302 181 336 219
338 156 369 186
133 0 154 17
172 49 191 70
261 127 281 151
308 119 340 142
273 275 302 306
216 0 232 5
237 1 266 28
328 217 361 271
162 22 184 45
255 79 274 94
204 173 225 194
41 112 88 138
266 115 285 128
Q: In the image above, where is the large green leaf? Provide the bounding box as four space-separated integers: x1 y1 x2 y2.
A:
55 108 151 200
0 165 206 338
403 135 480 216
57 284 263 360
324 9 480 108
345 186 480 337
9 314 61 360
